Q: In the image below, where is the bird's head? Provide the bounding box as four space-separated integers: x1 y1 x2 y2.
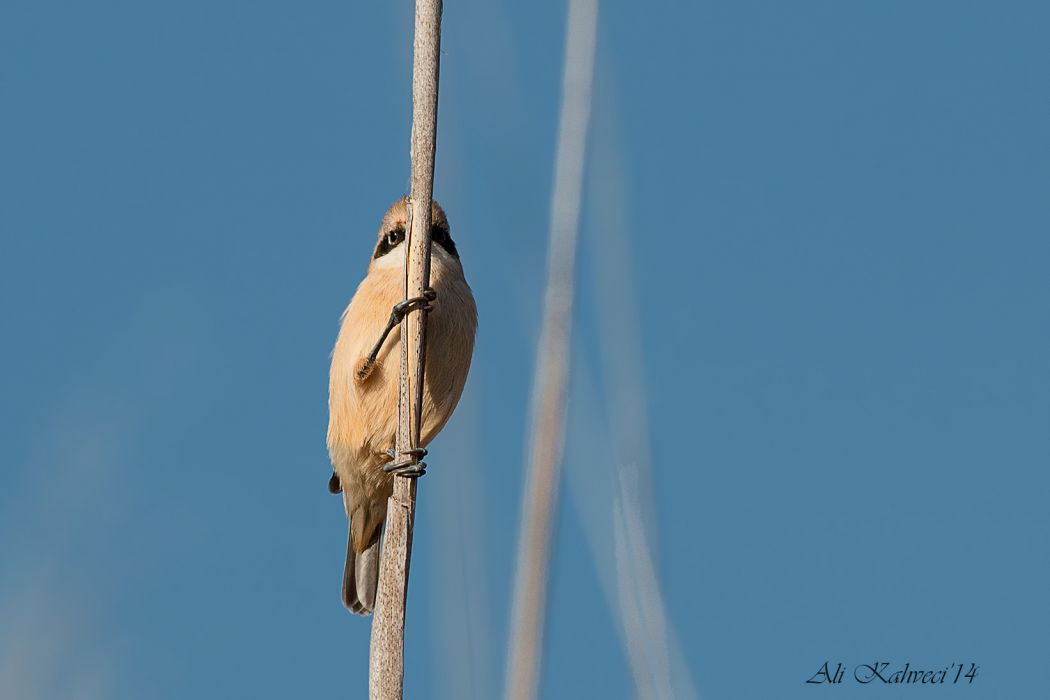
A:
370 196 459 271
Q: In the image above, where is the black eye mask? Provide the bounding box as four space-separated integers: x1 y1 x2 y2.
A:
373 226 406 259
373 224 459 259
430 223 459 258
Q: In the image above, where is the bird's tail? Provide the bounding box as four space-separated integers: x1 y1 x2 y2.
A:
342 524 381 615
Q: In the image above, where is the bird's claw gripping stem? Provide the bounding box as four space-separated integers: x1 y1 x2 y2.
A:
354 288 437 383
382 447 428 478
390 288 437 325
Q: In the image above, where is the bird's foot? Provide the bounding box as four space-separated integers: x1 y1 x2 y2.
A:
382 447 428 478
389 288 437 323
355 288 438 384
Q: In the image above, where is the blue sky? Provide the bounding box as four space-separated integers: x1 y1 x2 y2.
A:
2 1 1048 698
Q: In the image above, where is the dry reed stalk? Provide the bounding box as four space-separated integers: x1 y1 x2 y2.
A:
368 1 443 697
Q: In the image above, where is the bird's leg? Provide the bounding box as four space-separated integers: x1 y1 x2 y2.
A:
382 447 429 478
354 287 438 383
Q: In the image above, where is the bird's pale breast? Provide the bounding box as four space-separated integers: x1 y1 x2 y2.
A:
327 253 477 510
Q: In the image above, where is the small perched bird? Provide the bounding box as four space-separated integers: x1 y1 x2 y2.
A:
327 197 477 615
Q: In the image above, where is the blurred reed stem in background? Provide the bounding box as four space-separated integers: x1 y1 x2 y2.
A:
504 1 598 699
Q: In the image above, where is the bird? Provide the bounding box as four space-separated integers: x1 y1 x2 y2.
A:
327 197 477 615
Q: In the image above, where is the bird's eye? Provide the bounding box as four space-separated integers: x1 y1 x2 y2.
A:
387 229 404 246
